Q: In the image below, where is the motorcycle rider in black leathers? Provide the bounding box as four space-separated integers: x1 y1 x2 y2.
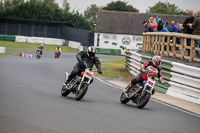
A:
64 46 102 85
36 44 44 55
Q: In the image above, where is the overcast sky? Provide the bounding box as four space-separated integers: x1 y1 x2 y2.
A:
55 0 199 14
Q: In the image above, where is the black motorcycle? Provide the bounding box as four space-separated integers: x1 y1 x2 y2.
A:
36 50 42 59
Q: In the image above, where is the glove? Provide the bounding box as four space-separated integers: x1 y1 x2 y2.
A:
98 70 102 74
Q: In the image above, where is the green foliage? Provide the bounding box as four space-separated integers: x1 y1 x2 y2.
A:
146 1 187 15
62 0 70 13
84 4 99 24
0 0 93 31
102 1 139 12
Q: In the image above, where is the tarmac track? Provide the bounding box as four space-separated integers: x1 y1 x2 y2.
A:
0 53 199 133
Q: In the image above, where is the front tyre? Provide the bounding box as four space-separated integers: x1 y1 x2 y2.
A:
61 84 70 96
75 83 88 101
120 92 130 104
136 93 151 109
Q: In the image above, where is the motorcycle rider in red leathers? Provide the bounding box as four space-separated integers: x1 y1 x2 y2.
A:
125 55 164 94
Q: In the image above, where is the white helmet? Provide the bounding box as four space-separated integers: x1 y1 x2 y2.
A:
87 46 96 58
152 55 161 67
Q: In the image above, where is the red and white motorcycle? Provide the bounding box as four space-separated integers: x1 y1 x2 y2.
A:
61 62 95 101
120 64 158 109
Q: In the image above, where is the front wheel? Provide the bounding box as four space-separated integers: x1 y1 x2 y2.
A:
120 92 130 104
75 83 88 101
61 84 70 96
136 93 151 109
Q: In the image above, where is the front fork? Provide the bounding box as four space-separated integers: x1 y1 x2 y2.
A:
141 85 154 97
77 76 91 91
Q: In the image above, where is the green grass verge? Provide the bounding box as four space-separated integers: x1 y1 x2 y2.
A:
0 41 77 53
0 53 19 56
95 58 132 81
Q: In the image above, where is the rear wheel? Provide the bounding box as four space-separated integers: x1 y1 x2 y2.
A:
61 84 70 96
136 93 151 109
75 83 88 101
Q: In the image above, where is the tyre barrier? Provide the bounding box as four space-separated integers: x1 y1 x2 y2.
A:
125 51 200 104
19 52 33 58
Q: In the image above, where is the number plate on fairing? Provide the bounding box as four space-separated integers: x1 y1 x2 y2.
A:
84 70 93 79
146 78 156 88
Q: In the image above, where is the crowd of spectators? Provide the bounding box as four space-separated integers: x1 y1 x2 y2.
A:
143 10 200 59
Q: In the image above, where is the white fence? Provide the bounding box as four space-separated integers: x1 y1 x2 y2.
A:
15 36 65 45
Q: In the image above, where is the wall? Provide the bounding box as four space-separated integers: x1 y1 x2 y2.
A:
0 18 93 46
94 32 143 55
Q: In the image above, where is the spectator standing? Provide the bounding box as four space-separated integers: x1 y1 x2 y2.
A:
176 23 183 33
171 21 179 49
165 20 171 32
149 17 157 32
163 21 169 50
171 21 178 32
143 19 154 32
182 10 195 56
156 16 164 32
190 10 200 59
163 21 169 32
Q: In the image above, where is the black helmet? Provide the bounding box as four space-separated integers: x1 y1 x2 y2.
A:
87 46 96 58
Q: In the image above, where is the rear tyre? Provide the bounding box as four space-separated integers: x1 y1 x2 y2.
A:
36 55 40 59
120 92 130 104
61 84 70 96
136 93 151 109
75 83 88 101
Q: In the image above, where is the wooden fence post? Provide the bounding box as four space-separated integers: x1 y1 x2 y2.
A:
173 36 176 58
161 35 165 56
143 35 146 52
166 36 170 56
157 35 161 55
147 35 151 52
181 38 184 60
154 35 158 55
150 35 154 53
189 39 195 62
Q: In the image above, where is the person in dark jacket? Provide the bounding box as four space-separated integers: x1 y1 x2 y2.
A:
64 46 102 85
182 10 195 56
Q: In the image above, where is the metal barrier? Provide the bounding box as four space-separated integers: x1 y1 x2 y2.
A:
125 51 200 104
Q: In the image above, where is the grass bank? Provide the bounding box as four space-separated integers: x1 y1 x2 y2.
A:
0 41 77 56
95 58 132 81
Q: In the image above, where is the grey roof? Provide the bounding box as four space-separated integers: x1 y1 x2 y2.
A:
95 10 187 35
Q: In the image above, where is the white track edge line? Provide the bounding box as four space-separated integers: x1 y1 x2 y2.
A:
94 76 200 118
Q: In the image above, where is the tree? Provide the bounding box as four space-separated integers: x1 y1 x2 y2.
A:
84 4 99 24
146 1 187 15
0 0 93 31
102 1 139 12
63 0 70 13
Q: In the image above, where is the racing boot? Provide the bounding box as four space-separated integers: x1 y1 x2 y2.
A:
125 83 134 93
